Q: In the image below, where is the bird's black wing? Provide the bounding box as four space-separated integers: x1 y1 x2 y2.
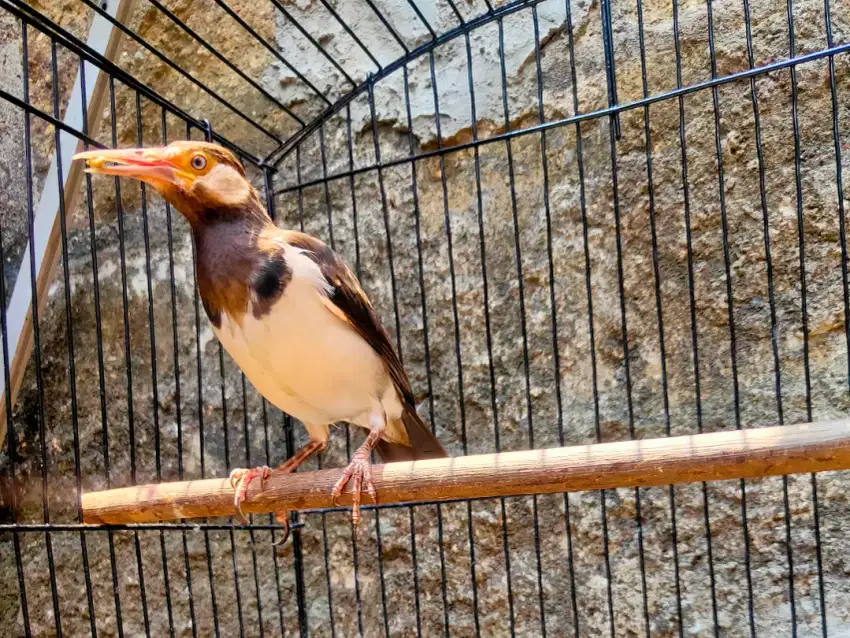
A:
283 230 447 461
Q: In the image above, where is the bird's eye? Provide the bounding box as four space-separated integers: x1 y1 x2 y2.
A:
191 154 207 171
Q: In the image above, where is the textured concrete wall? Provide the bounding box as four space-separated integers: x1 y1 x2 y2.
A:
2 0 850 636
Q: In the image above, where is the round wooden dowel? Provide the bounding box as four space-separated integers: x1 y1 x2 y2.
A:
81 419 850 525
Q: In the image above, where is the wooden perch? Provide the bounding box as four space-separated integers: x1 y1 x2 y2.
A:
82 419 850 525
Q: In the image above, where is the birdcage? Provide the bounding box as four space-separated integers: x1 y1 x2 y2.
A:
1 0 849 635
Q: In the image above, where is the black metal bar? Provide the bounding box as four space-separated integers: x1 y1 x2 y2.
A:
445 0 466 25
134 91 178 638
591 3 654 631
216 256 246 638
496 16 549 635
193 120 222 638
267 0 356 86
404 0 436 38
238 372 266 638
316 0 383 70
561 4 616 635
428 48 474 637
342 103 366 637
821 0 845 630
158 106 199 638
0 82 32 634
530 7 580 633
227 147 272 638
599 0 621 138
633 0 683 634
825 0 849 405
396 71 424 638
740 0 800 631
366 81 405 638
260 168 289 636
459 31 487 637
79 53 126 638
21 22 64 637
671 0 720 630
0 87 104 148
704 0 757 633
50 40 98 637
310 124 338 637
106 74 153 638
200 121 247 638
799 0 826 625
363 0 409 54
290 143 310 638
274 38 850 194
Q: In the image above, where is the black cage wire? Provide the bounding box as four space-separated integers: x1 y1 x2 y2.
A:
0 0 849 635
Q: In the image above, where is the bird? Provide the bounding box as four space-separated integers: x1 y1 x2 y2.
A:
73 141 447 531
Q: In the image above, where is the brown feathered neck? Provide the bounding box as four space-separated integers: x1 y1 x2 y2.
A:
191 199 289 329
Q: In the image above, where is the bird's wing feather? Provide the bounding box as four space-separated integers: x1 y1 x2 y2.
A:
282 230 412 403
282 230 447 460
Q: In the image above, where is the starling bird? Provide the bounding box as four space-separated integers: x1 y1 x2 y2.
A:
74 141 447 527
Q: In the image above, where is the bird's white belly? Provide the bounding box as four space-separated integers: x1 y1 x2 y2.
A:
213 279 387 427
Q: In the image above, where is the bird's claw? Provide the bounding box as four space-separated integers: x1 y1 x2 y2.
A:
270 512 305 548
272 510 290 547
331 449 377 526
229 466 271 523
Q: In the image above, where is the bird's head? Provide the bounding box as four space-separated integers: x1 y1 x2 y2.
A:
73 141 267 226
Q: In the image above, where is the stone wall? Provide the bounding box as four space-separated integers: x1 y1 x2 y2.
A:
1 0 850 636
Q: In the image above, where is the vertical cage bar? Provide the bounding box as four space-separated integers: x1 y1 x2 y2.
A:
191 120 222 638
291 142 310 638
671 0 721 630
20 22 63 637
529 8 581 634
134 90 177 638
312 123 339 638
80 54 125 638
495 15 549 634
561 3 617 634
704 0 758 633
158 106 199 638
633 0 684 634
0 136 32 638
261 167 291 636
342 103 367 638
786 0 828 629
427 47 479 638
49 39 98 637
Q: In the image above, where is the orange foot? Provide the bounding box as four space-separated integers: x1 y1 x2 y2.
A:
331 447 377 526
229 465 271 522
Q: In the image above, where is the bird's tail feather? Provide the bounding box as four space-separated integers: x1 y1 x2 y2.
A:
376 406 447 462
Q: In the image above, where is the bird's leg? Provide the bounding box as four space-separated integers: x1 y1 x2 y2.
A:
229 438 326 524
332 407 385 525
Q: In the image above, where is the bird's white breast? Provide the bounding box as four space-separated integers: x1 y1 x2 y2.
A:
212 246 390 428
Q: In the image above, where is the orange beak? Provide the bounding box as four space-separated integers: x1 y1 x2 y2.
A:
73 146 192 189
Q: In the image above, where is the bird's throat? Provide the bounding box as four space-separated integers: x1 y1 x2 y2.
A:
192 215 287 328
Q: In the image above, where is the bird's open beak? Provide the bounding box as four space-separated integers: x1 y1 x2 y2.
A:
73 146 190 188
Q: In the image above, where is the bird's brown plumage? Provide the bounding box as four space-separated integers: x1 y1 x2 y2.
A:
73 141 447 466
